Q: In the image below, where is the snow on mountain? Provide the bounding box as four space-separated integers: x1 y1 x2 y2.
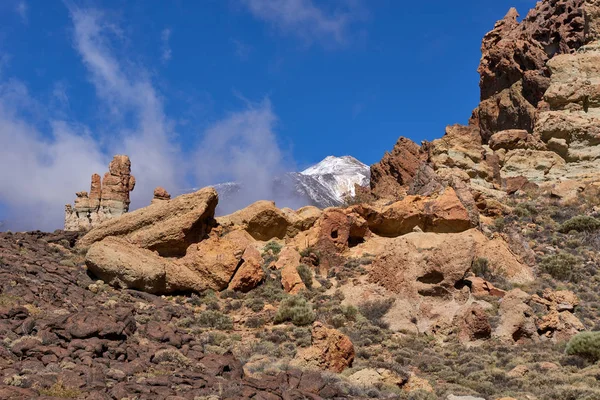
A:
300 156 370 204
182 156 370 213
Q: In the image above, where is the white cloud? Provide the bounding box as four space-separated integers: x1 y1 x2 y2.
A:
161 28 172 63
15 1 28 24
69 6 182 210
0 80 106 231
240 0 360 46
195 99 297 213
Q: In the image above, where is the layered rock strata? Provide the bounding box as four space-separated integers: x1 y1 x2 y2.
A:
65 155 136 231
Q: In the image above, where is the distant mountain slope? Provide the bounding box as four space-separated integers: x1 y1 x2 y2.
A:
188 156 370 213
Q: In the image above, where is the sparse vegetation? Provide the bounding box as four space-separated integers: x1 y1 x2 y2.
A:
38 380 81 398
274 295 315 326
539 251 583 282
565 332 600 362
358 298 395 329
296 264 313 289
559 215 600 233
196 310 234 330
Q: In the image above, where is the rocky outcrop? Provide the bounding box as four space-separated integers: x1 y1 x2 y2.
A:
473 2 585 141
275 246 306 294
457 304 492 343
228 246 265 292
292 322 355 373
78 187 218 257
355 187 474 237
65 155 136 231
151 186 171 204
370 137 426 199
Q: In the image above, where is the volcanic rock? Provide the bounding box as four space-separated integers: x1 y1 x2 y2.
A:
292 322 355 373
217 200 291 241
65 155 136 231
473 1 585 140
228 246 265 292
370 137 426 199
78 187 218 257
151 186 171 204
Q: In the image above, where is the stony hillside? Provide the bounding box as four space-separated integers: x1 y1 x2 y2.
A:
4 1 600 400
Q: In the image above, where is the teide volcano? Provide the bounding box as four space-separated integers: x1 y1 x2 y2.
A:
204 156 370 214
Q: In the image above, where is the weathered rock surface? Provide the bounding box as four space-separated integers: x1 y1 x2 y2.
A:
78 187 218 257
356 187 474 237
217 200 291 241
473 1 585 140
228 245 265 292
65 155 136 231
151 186 171 204
292 322 354 373
370 137 426 199
457 304 492 343
275 246 306 294
179 230 255 291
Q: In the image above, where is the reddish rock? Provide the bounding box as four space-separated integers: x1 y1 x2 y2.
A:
228 246 265 293
370 137 426 199
473 2 585 141
293 322 355 373
65 155 136 231
458 304 492 342
465 276 506 298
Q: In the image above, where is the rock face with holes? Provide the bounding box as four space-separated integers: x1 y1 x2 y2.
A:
65 155 136 231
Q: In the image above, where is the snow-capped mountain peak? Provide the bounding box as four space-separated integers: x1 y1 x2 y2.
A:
300 155 370 203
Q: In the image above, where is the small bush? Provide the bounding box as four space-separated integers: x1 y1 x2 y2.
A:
539 252 582 282
296 264 313 289
263 241 283 255
196 310 233 330
559 215 600 233
245 316 266 328
38 380 81 398
358 298 395 329
244 297 265 312
565 332 600 362
274 296 315 326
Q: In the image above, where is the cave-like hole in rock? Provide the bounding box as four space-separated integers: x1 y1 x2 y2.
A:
331 230 338 239
348 236 365 248
418 286 449 297
417 271 444 284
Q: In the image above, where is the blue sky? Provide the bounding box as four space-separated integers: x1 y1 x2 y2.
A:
0 0 537 230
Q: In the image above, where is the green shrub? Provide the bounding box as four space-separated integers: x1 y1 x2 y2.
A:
471 257 491 279
565 332 600 362
274 296 315 326
196 310 233 330
358 298 394 329
244 297 265 312
539 251 582 282
559 215 600 233
263 241 283 255
296 264 313 289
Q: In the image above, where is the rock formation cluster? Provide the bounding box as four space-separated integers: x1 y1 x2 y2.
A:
64 155 136 231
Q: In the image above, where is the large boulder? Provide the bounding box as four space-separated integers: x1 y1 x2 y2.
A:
227 245 265 293
179 230 255 291
494 289 539 344
217 200 291 241
292 322 355 373
85 237 206 294
78 187 218 257
275 246 306 294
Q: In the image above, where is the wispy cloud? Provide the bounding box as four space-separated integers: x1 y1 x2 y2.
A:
240 0 363 46
195 98 297 213
15 1 28 24
231 38 252 60
69 6 182 209
161 28 172 63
